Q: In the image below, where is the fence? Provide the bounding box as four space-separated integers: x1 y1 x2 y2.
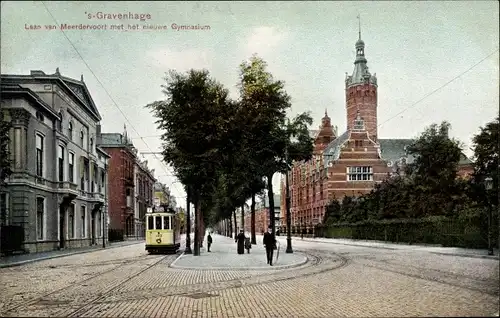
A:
314 217 498 249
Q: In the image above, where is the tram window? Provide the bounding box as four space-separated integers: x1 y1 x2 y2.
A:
163 216 171 230
155 216 162 230
147 216 154 230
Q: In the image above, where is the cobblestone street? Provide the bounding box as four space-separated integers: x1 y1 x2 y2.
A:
0 235 498 317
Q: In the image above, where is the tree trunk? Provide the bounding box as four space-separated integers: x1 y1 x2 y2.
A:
251 192 256 244
228 217 232 237
185 187 192 254
241 204 245 233
199 209 205 248
267 174 276 242
193 195 200 256
233 210 237 239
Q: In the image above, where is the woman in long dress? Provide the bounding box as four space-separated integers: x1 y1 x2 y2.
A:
236 230 245 254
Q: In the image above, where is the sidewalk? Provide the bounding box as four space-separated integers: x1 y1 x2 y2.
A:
0 240 145 268
269 234 499 260
171 234 308 270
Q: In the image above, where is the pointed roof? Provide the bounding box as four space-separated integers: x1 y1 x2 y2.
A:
0 69 102 121
345 19 377 88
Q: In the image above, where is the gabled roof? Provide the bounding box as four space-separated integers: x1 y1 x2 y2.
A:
378 138 415 164
323 130 351 165
378 138 473 166
1 70 102 121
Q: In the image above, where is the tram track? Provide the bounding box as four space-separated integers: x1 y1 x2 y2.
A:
91 250 350 304
0 253 176 315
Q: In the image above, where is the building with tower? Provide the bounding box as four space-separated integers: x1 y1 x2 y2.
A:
280 28 473 234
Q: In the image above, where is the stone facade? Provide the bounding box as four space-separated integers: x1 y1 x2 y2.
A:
280 35 474 232
0 69 109 253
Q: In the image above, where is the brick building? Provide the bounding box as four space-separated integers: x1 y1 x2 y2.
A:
280 32 473 233
133 159 155 238
97 127 137 237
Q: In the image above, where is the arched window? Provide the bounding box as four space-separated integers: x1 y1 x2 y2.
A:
68 122 73 140
80 131 84 147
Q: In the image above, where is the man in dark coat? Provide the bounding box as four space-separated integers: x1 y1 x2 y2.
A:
263 225 276 266
207 232 213 252
236 230 245 254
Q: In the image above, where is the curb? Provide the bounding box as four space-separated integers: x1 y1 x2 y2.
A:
299 238 397 250
0 241 145 269
429 251 499 260
299 238 499 260
169 252 309 271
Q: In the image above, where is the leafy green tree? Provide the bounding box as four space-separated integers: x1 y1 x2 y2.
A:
237 55 314 239
147 69 232 256
0 110 12 185
405 121 464 217
471 116 499 207
323 198 341 224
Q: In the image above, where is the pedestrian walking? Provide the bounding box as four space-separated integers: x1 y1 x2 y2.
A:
244 234 251 254
236 230 246 255
207 232 213 252
263 225 276 266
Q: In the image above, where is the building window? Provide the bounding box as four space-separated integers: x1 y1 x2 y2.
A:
81 205 86 237
100 170 105 193
80 131 84 147
57 112 63 131
68 122 73 140
58 145 65 181
347 166 373 181
68 204 75 238
0 193 9 226
354 140 363 148
69 152 75 183
35 134 44 177
36 197 45 240
90 137 94 152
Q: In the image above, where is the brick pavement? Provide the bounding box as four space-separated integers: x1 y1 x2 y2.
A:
172 234 308 270
0 239 145 268
0 238 498 317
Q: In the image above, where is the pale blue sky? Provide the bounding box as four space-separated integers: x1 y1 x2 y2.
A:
1 1 499 208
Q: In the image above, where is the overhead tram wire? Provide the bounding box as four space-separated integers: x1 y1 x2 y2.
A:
377 48 499 128
40 1 184 197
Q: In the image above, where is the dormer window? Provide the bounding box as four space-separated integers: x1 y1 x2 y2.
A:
68 122 73 140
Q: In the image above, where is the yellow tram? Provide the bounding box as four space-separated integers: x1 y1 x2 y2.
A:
145 209 181 254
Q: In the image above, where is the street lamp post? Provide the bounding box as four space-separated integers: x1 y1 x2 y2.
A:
285 149 293 253
484 177 493 256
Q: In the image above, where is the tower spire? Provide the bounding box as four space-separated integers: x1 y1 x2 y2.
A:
357 14 361 40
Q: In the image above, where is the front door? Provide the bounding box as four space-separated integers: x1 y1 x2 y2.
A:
59 205 66 249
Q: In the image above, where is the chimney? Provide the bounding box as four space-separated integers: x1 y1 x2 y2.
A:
96 124 102 144
30 70 46 76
